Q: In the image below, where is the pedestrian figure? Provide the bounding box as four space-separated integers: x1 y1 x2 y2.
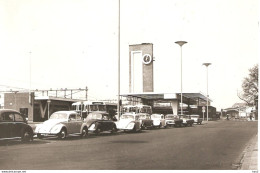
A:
249 113 252 121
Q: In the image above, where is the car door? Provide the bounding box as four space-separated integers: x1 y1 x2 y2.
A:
75 114 83 133
12 113 26 137
0 112 14 138
101 115 111 131
67 113 78 134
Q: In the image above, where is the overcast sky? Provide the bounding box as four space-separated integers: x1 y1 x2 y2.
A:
0 0 259 110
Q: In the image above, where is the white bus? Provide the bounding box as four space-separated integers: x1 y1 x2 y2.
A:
72 101 117 119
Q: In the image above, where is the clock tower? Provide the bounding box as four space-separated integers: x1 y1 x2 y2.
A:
129 43 154 93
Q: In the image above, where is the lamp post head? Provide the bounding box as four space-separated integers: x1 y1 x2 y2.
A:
203 63 212 67
175 41 187 47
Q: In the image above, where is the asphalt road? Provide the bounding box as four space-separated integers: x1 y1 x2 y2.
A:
0 120 257 170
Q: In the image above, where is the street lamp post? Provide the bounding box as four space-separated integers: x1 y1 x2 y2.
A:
117 0 121 120
175 41 187 115
202 63 211 121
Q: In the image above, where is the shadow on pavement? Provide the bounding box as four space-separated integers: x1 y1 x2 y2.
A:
0 139 51 146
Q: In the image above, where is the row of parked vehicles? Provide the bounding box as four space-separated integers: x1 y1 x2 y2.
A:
0 104 203 142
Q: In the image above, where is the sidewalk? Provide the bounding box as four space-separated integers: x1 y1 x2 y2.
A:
240 134 258 170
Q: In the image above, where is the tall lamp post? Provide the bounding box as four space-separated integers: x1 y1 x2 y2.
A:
117 0 121 120
202 63 211 121
175 41 187 115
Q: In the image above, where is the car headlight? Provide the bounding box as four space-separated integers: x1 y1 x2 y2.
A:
50 125 62 133
34 124 43 132
126 123 135 129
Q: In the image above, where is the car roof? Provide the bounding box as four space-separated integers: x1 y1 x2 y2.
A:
53 111 77 114
0 109 21 114
89 111 108 115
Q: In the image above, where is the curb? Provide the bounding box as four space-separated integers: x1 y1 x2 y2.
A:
239 134 258 170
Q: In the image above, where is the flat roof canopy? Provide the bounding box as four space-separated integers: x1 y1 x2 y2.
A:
34 96 83 102
121 92 212 102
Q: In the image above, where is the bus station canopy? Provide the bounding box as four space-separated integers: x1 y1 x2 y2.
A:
120 92 212 102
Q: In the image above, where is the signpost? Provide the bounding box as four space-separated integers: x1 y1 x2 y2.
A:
202 106 205 121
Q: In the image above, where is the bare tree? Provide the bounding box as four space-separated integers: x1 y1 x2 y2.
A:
237 64 258 106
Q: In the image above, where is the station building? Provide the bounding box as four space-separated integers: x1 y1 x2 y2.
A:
123 43 217 119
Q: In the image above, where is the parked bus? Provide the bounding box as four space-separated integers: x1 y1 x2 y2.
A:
72 101 117 119
122 105 152 114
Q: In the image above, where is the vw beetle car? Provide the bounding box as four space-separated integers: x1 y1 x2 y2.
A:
0 109 34 142
34 111 88 139
164 114 183 127
86 111 117 135
178 114 194 127
115 113 142 132
151 114 166 128
138 113 153 130
190 114 203 124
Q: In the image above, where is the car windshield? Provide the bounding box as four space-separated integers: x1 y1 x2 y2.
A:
121 114 134 120
98 105 106 111
89 105 99 111
151 114 161 119
86 113 102 120
49 113 68 120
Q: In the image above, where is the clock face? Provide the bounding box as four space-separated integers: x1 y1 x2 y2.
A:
142 54 152 64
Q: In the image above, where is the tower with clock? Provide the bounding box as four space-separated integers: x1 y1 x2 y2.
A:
129 43 154 93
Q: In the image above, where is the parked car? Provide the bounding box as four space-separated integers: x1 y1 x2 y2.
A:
151 114 166 128
190 114 203 124
138 113 153 130
115 113 142 132
178 115 194 127
164 114 183 127
0 109 34 142
86 111 117 135
34 111 88 139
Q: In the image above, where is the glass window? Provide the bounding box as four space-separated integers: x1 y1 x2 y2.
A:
76 114 82 120
50 113 68 119
14 113 24 122
151 114 161 119
103 115 109 120
86 113 102 120
69 114 76 120
0 112 14 122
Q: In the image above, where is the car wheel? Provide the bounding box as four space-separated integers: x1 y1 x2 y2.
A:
21 129 33 142
132 125 137 133
58 128 67 140
95 127 101 135
81 127 88 138
111 125 117 134
37 133 44 139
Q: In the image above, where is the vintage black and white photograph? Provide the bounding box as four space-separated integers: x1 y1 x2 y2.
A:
0 0 258 172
